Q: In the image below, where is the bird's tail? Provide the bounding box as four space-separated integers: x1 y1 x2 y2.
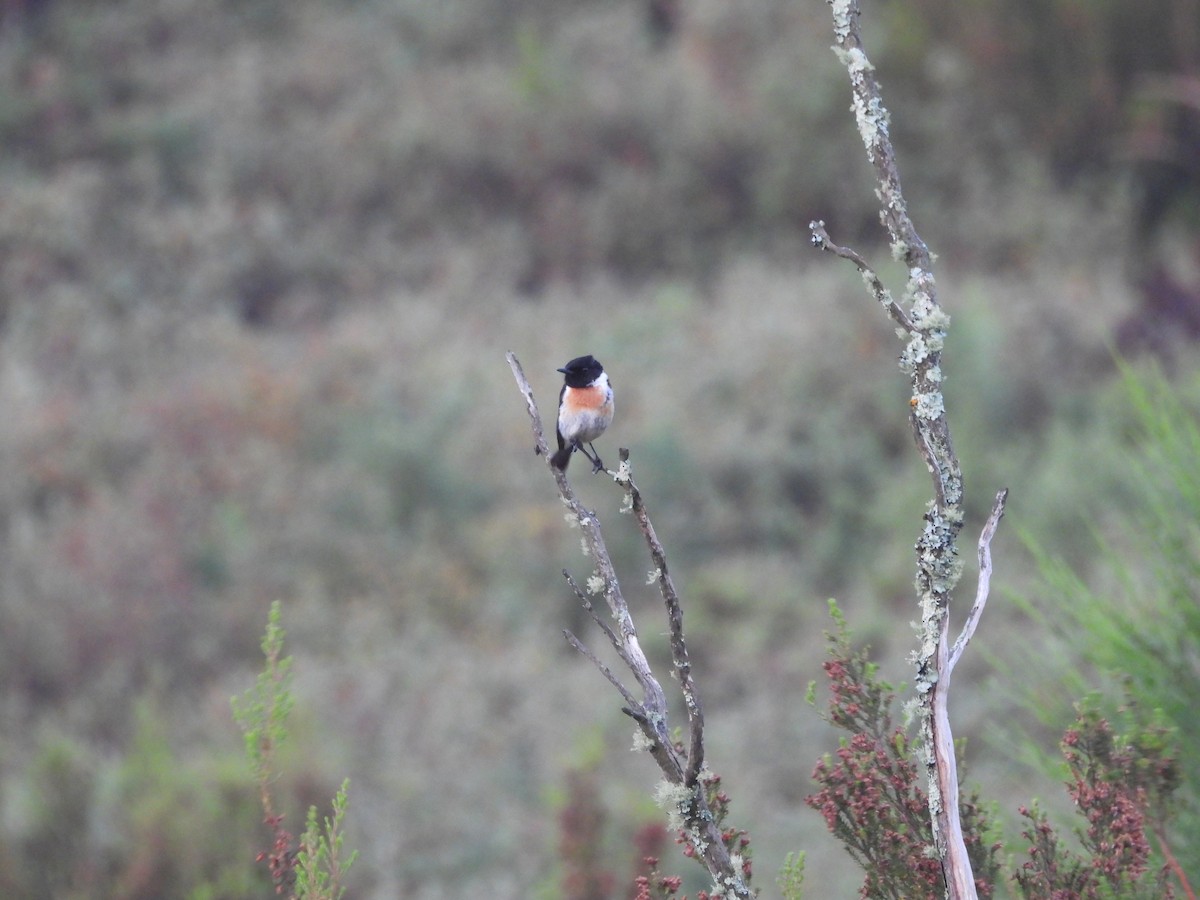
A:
550 445 572 470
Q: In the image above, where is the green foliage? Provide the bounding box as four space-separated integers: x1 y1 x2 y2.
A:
295 780 358 900
8 737 93 897
1016 363 1200 880
233 602 358 899
231 601 294 801
111 705 267 898
3 708 267 897
777 851 806 900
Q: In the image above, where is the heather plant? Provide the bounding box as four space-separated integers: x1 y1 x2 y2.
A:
806 610 1189 898
232 601 358 899
1013 699 1183 899
1011 362 1200 881
776 852 806 900
806 602 1001 899
294 781 357 900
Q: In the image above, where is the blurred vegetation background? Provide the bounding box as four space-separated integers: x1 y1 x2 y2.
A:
0 0 1197 896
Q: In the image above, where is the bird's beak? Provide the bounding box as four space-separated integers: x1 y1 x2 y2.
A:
556 366 568 374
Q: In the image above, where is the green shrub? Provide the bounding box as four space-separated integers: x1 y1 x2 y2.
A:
1015 362 1200 878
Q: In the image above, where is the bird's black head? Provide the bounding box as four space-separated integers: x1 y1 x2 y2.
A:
557 355 604 387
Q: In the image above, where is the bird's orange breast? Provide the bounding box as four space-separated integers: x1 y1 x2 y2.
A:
563 384 610 412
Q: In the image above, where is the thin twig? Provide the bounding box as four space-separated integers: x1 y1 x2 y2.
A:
1154 820 1198 900
911 410 948 514
507 351 753 899
507 352 565 487
811 219 914 332
824 1 931 271
562 629 642 714
948 490 1008 674
563 570 626 661
616 448 706 787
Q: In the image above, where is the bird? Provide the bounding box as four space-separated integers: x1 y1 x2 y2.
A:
550 355 613 473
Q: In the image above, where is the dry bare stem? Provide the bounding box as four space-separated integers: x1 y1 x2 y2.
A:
506 351 752 899
810 1 1009 897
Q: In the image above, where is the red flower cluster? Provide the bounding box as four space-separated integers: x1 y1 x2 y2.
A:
255 813 297 895
806 614 999 898
1015 703 1182 899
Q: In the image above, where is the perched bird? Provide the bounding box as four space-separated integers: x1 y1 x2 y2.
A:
551 355 613 473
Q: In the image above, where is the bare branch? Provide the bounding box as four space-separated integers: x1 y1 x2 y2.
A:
615 448 706 787
507 352 563 483
563 570 626 661
824 0 931 271
507 351 753 899
561 628 642 715
811 219 914 332
948 490 1009 675
810 2 1010 897
911 410 948 514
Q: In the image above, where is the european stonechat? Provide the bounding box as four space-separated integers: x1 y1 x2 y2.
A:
551 355 613 473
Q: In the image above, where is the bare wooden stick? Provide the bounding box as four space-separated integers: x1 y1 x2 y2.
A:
811 219 914 332
563 570 628 665
562 569 665 730
562 628 641 715
615 447 706 787
949 490 1009 675
911 409 949 514
507 351 752 899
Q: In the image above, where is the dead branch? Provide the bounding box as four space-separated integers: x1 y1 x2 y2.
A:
614 447 706 787
810 2 1010 897
811 220 914 332
948 490 1009 675
506 351 752 899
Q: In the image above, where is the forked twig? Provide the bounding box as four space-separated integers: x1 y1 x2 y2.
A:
948 490 1009 675
615 448 706 787
811 219 914 332
810 2 1011 896
506 351 751 899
